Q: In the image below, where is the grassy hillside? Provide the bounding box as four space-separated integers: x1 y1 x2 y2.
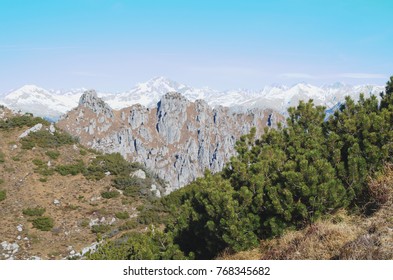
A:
0 109 165 260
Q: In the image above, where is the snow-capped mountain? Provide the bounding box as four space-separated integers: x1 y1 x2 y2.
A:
0 85 78 120
104 77 192 109
239 82 384 115
0 77 385 119
103 77 260 109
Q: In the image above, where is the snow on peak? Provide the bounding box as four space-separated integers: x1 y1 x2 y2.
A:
5 85 49 99
135 76 186 93
0 78 385 119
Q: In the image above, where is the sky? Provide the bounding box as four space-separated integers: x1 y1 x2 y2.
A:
0 0 392 93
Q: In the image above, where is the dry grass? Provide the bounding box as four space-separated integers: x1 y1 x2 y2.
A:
337 164 393 259
368 163 393 207
259 210 362 260
217 248 262 260
0 123 142 259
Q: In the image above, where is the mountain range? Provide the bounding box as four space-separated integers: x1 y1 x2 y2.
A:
0 77 384 119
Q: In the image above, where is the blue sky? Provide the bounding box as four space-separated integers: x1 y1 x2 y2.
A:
0 0 392 92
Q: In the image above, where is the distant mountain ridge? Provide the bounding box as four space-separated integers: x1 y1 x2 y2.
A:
0 77 384 119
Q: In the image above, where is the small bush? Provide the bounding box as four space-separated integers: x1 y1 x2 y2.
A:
0 178 4 185
20 130 77 150
55 160 85 176
101 191 120 199
119 219 138 231
87 230 187 260
0 152 5 163
32 158 45 166
83 164 105 181
368 164 393 207
39 177 47 183
80 219 89 228
21 140 35 150
112 176 139 190
32 159 55 176
91 224 111 234
37 167 55 176
45 150 60 160
0 190 6 202
115 211 130 220
123 186 141 197
11 156 20 161
0 115 49 130
32 216 54 231
137 207 163 225
85 153 130 178
23 207 46 216
79 150 87 156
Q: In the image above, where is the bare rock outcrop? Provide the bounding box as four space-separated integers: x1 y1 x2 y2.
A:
58 91 282 190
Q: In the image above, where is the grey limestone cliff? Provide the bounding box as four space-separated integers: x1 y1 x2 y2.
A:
58 90 282 191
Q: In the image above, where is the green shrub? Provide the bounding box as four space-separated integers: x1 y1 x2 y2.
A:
20 130 77 150
0 178 4 185
83 164 105 181
85 153 131 179
39 177 47 182
0 151 5 163
80 219 89 228
112 176 140 190
87 230 188 260
112 176 149 198
32 158 45 166
123 186 141 198
11 156 20 161
164 76 393 259
45 150 60 160
32 216 54 231
37 167 55 176
115 211 129 220
91 224 111 234
101 191 120 199
32 159 55 176
79 149 87 156
55 160 85 176
21 140 35 150
23 207 46 216
0 115 49 130
137 206 164 225
119 219 138 231
0 190 6 202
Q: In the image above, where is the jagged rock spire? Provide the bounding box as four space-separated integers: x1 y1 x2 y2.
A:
79 90 114 118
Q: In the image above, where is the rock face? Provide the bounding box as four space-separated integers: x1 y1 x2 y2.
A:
18 123 43 138
58 90 282 190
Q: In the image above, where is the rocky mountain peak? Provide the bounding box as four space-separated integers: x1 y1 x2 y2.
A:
58 91 284 190
79 90 114 118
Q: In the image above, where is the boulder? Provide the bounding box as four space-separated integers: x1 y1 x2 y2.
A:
18 123 42 138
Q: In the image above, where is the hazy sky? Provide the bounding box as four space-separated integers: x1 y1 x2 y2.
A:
0 0 392 93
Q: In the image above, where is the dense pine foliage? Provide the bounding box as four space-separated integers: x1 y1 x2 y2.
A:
89 77 393 260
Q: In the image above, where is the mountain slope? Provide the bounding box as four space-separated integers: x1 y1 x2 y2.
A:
0 107 165 260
